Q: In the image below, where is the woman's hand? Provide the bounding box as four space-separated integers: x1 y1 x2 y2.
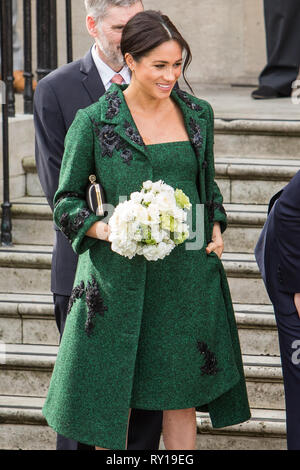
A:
206 222 224 259
86 221 111 242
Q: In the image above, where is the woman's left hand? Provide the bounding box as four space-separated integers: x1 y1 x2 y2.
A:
206 222 224 259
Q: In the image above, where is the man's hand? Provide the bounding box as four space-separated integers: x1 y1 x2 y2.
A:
294 293 300 319
206 222 224 259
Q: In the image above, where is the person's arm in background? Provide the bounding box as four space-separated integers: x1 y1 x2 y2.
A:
34 79 67 211
274 170 300 319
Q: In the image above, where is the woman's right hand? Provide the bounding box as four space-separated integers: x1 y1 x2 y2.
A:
96 222 111 242
86 221 111 242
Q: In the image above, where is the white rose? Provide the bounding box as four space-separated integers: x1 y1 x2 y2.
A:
143 181 153 191
132 204 150 225
172 206 187 222
150 224 164 243
157 241 174 258
155 192 176 212
141 244 161 261
147 203 160 224
143 192 155 204
119 200 136 223
111 239 137 259
161 182 175 194
130 192 143 204
152 180 165 193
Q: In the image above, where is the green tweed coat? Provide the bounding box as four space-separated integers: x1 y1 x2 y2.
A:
43 84 251 449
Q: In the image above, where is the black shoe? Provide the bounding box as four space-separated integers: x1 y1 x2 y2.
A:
251 85 290 100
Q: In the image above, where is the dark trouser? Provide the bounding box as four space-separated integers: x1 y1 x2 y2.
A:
274 308 300 450
259 0 300 94
53 294 163 451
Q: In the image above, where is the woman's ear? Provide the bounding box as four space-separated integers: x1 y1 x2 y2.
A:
124 53 136 72
86 16 99 38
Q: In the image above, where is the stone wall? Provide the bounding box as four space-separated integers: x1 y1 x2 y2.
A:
16 0 267 85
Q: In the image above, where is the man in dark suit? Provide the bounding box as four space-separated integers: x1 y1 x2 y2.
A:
252 0 300 99
34 0 163 451
255 172 300 450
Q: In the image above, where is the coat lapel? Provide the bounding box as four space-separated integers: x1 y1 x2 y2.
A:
99 84 148 158
80 49 106 104
171 88 207 168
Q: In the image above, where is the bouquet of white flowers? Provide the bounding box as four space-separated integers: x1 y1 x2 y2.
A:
108 180 192 261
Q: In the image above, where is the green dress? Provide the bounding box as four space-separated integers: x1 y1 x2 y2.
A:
42 84 251 450
131 140 235 409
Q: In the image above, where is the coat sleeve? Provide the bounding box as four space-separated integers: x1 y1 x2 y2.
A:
205 102 227 233
53 109 104 255
34 79 66 211
274 170 300 293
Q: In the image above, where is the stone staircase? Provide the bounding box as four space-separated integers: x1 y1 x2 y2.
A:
1 104 300 450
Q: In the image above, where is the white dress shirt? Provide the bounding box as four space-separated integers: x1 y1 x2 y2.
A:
91 44 131 91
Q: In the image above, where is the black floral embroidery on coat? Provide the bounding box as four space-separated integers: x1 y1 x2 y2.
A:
197 341 220 376
92 120 135 165
98 123 124 158
124 120 144 147
60 213 74 241
67 281 85 315
59 208 92 243
205 200 227 223
120 148 133 166
72 208 91 231
189 118 203 149
54 192 81 210
105 90 122 120
85 276 108 337
176 89 203 112
92 119 132 165
66 277 108 337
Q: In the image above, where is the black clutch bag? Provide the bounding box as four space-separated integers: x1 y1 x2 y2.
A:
86 175 107 216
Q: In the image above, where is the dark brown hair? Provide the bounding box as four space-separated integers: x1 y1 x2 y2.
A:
120 10 193 93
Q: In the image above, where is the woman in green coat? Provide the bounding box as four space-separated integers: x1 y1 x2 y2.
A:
43 11 250 450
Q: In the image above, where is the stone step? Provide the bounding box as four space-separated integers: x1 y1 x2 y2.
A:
0 395 56 450
0 244 52 294
0 344 284 411
234 304 279 356
0 292 278 354
0 293 58 346
23 154 298 205
196 408 286 450
0 245 268 304
0 197 53 245
224 203 266 253
222 252 270 304
22 157 44 197
214 118 300 159
215 157 299 205
2 196 267 253
0 394 286 450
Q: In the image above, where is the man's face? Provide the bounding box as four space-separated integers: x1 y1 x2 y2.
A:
95 2 144 69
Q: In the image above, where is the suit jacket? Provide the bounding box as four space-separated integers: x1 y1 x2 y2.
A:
255 171 300 314
34 49 106 295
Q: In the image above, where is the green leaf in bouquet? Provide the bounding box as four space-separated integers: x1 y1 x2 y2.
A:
139 223 150 240
174 231 189 245
175 189 192 210
145 238 157 245
160 214 176 232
